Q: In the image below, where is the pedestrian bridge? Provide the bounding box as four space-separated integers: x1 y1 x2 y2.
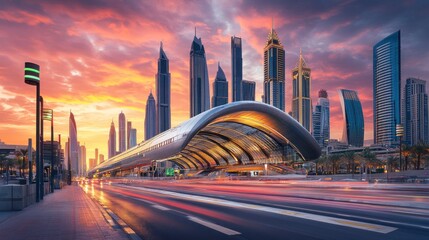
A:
88 101 321 176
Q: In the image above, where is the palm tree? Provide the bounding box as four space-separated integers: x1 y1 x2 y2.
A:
360 148 379 180
15 149 28 178
386 156 399 172
402 145 412 171
328 154 341 174
410 143 428 170
341 151 356 178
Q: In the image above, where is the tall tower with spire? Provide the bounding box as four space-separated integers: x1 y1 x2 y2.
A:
263 19 285 111
231 36 242 102
212 62 228 107
118 111 126 153
145 91 156 140
292 49 312 132
190 28 210 117
108 120 116 159
156 42 171 134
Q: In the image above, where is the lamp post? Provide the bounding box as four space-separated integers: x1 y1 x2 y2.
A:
43 109 54 193
396 124 404 171
24 62 41 202
40 96 44 200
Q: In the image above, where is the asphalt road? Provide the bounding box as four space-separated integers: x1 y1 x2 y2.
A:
81 179 429 240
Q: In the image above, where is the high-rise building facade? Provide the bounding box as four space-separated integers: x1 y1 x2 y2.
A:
403 78 428 145
190 32 210 117
127 121 131 149
212 63 228 107
118 111 126 153
263 25 285 111
129 128 137 148
242 80 256 101
292 50 312 132
108 120 116 159
312 90 330 147
68 111 79 177
156 42 171 134
373 31 401 146
79 144 86 176
145 92 156 140
338 89 364 147
231 36 242 102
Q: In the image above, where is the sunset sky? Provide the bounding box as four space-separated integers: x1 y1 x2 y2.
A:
1 0 428 159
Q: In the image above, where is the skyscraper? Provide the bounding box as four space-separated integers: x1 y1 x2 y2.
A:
145 92 156 140
190 30 210 117
79 144 86 176
211 62 228 107
312 90 330 147
108 120 116 159
231 36 242 102
263 22 285 111
338 89 364 147
156 42 171 134
373 31 401 146
242 80 256 101
292 50 312 132
403 78 428 145
118 111 126 153
127 121 131 149
68 111 79 177
129 128 137 148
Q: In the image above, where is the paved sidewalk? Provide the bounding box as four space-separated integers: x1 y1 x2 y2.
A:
0 184 129 240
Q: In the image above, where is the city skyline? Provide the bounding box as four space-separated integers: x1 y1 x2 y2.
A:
0 1 428 156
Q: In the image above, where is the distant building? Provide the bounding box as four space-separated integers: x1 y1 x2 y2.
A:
129 128 137 148
292 50 312 132
95 148 98 165
403 78 428 145
312 90 330 147
145 92 156 140
127 121 132 149
190 31 210 117
263 23 285 111
108 120 116 159
69 111 79 177
211 62 228 107
338 89 364 147
99 154 104 164
373 31 401 146
118 111 126 153
79 145 86 176
156 42 171 134
231 36 242 102
242 80 256 101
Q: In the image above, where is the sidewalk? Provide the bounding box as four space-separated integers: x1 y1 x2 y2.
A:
0 184 129 240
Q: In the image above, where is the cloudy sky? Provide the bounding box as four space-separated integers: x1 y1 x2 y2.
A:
0 0 428 158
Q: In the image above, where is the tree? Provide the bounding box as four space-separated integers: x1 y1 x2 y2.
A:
410 143 428 170
386 156 399 172
341 151 356 178
15 149 28 177
402 145 412 171
360 148 379 179
328 154 341 174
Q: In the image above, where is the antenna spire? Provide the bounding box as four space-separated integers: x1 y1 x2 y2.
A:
271 17 274 30
194 26 197 37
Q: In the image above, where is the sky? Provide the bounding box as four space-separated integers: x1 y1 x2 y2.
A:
0 0 428 159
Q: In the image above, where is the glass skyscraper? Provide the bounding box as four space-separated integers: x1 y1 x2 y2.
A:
231 36 242 102
190 32 210 117
69 111 79 176
403 78 428 145
145 91 156 140
338 89 364 147
292 50 312 131
212 63 228 107
129 128 137 149
118 111 126 153
108 120 116 159
242 80 256 101
312 90 330 147
373 31 401 146
263 25 285 111
156 42 171 134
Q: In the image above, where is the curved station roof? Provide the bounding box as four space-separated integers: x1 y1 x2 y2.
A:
88 101 321 176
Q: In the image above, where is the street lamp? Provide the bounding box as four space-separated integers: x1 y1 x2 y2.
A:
43 108 54 193
24 62 41 202
40 96 44 200
396 124 404 171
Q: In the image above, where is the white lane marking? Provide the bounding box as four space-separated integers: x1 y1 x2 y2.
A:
187 216 241 235
152 204 170 211
121 185 397 234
